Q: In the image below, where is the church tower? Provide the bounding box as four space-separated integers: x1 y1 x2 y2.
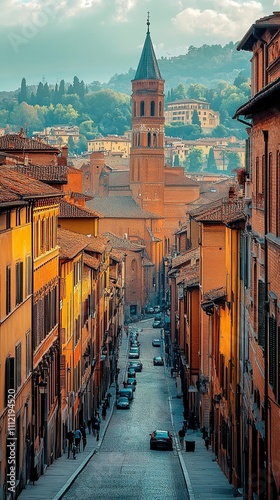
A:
130 15 165 217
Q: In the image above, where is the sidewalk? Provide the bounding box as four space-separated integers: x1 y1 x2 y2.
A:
167 373 236 499
19 386 117 500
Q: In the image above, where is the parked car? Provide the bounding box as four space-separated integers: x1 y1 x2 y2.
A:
150 430 173 450
126 383 136 392
127 368 136 377
152 319 162 328
119 388 133 400
147 307 154 314
152 339 161 347
130 340 140 349
127 377 137 386
128 361 142 372
129 347 140 359
116 397 130 409
153 356 164 366
154 305 161 313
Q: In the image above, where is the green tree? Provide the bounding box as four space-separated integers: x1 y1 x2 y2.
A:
18 78 28 104
187 83 208 101
58 80 65 100
172 83 187 101
36 82 44 106
67 136 76 154
10 102 43 134
226 151 241 173
206 147 217 172
191 109 201 132
184 147 204 173
79 120 98 139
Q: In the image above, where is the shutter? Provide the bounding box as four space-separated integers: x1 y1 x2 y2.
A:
60 355 66 390
258 279 265 349
269 316 276 393
16 343 21 389
5 357 15 404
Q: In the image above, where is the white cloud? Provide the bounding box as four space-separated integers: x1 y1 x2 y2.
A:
172 1 264 43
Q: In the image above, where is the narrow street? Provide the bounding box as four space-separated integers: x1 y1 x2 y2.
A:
63 319 189 500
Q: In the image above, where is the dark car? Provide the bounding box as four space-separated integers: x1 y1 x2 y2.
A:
153 356 164 366
150 430 173 450
127 368 136 377
116 397 130 409
147 306 154 314
128 361 143 372
152 339 161 347
127 377 137 386
152 319 162 328
126 383 136 392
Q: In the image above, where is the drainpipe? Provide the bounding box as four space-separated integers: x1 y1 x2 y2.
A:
262 129 269 499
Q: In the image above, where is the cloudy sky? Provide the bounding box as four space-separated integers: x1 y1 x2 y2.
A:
0 0 278 91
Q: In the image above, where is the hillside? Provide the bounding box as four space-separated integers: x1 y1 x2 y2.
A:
106 42 251 94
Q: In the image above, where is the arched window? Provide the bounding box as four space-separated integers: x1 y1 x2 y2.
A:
159 101 162 117
153 133 157 147
151 101 155 116
140 101 145 116
148 133 151 147
133 102 136 117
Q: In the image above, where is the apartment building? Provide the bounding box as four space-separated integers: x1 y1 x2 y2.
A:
164 99 220 132
87 135 131 158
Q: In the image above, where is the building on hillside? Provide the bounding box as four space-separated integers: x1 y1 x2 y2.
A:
164 99 220 133
33 126 80 148
164 136 245 171
87 135 131 158
233 10 280 499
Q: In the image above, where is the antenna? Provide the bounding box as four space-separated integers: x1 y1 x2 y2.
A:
147 12 150 33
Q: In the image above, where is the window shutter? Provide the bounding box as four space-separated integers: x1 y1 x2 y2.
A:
15 343 21 390
269 316 276 393
5 357 15 404
258 279 265 349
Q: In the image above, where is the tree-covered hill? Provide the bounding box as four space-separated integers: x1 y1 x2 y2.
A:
0 42 251 145
107 42 250 94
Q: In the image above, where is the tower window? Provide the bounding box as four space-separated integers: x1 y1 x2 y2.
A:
140 101 145 116
151 101 155 116
148 133 151 147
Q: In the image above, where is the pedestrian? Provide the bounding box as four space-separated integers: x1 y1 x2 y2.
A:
74 428 82 452
102 402 107 420
106 392 112 408
95 419 100 441
72 443 77 459
66 430 74 459
204 436 210 451
81 426 87 450
87 419 92 434
178 427 186 448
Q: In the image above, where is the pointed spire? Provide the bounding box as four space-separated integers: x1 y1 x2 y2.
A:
134 14 162 80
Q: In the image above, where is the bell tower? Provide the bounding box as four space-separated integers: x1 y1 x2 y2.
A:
130 14 165 217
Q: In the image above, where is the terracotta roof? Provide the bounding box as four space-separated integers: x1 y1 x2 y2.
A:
176 265 199 287
58 227 109 255
104 232 145 252
109 171 130 187
193 198 245 224
202 286 227 303
0 166 63 201
171 248 199 271
83 253 100 270
0 133 60 152
142 255 154 267
165 172 198 187
11 164 68 184
87 196 160 219
58 228 88 259
68 191 93 201
146 226 161 242
110 249 125 262
59 199 101 218
237 13 280 51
